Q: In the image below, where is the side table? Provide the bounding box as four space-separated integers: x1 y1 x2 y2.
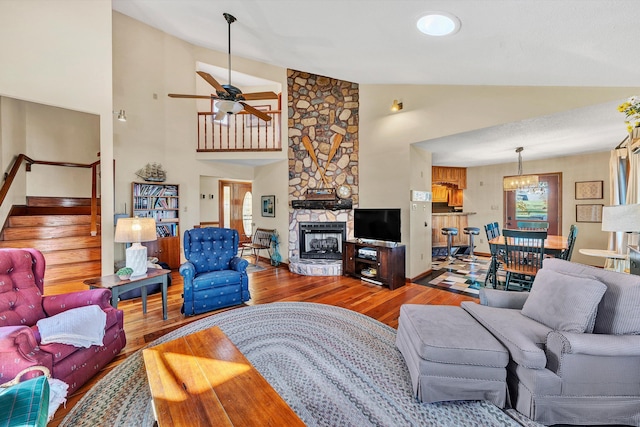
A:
83 268 171 320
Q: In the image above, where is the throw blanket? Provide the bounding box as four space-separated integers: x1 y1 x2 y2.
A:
37 305 106 348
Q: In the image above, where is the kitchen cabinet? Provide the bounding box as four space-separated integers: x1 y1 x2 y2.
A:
432 185 449 203
432 166 467 189
448 188 464 207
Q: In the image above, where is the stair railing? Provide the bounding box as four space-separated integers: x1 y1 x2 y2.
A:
0 154 101 236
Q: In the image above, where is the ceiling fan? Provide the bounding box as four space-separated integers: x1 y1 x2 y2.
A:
168 13 278 122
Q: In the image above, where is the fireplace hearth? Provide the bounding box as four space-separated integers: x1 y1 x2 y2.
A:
299 222 347 260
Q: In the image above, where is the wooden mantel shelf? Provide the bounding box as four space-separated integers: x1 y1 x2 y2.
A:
291 199 352 210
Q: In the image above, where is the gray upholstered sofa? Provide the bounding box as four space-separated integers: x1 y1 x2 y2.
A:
461 258 640 425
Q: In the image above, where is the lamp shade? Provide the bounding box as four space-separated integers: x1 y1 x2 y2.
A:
114 217 157 243
601 204 640 232
503 174 539 191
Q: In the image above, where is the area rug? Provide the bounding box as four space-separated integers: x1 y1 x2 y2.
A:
60 302 539 426
417 256 506 297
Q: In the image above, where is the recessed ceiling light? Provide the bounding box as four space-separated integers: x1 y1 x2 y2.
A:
417 12 461 36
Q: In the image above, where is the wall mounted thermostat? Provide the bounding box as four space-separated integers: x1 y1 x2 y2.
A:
410 190 432 202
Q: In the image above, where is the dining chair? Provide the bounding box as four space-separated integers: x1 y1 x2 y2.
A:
484 222 502 287
560 224 578 261
516 221 549 230
502 229 547 291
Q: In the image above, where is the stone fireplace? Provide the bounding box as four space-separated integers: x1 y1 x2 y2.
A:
287 69 359 276
299 222 346 260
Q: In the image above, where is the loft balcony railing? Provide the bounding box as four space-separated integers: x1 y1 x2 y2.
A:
197 110 282 152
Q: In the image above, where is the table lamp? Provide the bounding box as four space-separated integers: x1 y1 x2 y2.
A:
602 204 640 253
114 217 157 278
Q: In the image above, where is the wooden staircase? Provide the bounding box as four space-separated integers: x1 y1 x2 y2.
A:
0 197 101 286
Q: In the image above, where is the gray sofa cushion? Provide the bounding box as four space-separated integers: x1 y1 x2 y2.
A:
543 258 640 334
461 302 551 369
521 269 606 333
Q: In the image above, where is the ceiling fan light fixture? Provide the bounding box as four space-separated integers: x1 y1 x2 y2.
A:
216 100 243 115
417 12 460 37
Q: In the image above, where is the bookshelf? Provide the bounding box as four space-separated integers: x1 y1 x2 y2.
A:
131 182 180 268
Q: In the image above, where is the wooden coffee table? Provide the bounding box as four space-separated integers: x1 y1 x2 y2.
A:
83 268 170 320
142 326 304 426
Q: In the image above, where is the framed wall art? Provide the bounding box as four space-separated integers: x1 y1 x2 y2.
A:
575 180 603 200
261 195 275 217
576 204 603 223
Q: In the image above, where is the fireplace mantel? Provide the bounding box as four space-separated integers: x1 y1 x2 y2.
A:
291 199 352 210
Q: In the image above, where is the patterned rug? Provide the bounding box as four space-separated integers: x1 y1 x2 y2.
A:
417 256 505 297
60 302 538 426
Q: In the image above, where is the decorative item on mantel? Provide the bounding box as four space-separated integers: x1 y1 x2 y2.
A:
135 163 166 182
618 96 640 153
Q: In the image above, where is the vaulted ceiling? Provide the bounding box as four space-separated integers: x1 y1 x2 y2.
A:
112 0 640 166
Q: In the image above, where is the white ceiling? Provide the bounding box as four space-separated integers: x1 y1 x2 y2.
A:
112 0 640 167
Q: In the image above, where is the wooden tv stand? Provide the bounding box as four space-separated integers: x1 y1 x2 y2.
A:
342 240 406 289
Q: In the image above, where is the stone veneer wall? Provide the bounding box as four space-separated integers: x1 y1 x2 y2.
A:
287 69 359 259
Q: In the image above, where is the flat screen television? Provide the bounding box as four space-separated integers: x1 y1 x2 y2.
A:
353 208 401 243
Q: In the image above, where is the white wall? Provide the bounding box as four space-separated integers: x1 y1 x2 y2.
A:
253 160 290 261
25 103 99 197
199 176 220 223
0 0 114 273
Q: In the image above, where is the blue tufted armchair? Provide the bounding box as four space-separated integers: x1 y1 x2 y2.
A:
179 227 250 315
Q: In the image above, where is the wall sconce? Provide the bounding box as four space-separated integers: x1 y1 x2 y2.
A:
391 99 403 112
113 110 127 122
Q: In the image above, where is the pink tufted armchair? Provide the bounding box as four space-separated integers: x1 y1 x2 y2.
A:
0 248 126 393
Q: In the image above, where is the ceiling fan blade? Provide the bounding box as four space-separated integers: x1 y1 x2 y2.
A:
241 91 279 101
241 102 271 122
168 94 217 99
196 71 228 95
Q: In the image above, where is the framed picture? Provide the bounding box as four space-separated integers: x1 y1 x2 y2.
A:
261 195 275 217
245 105 272 127
576 204 603 223
575 180 603 200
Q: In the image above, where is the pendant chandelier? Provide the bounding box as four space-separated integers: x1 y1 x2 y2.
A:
503 147 539 191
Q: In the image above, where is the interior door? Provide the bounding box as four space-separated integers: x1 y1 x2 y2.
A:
219 180 253 244
504 172 562 235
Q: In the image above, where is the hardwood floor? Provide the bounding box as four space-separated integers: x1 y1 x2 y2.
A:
47 261 475 426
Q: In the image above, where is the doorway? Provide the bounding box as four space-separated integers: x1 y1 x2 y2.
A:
219 180 253 244
503 172 562 235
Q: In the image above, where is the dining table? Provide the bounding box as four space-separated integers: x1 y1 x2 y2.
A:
487 234 568 287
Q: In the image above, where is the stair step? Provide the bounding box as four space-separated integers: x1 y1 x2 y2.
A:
0 236 101 251
10 206 99 216
8 215 99 227
2 224 97 241
27 196 99 208
45 260 102 285
43 248 102 267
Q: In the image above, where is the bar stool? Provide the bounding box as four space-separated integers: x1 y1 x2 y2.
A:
441 227 458 261
463 227 481 261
